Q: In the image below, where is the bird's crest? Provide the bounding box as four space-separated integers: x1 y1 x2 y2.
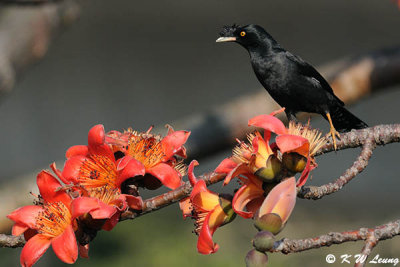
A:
219 24 240 37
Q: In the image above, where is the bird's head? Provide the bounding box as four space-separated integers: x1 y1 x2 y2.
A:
216 24 277 51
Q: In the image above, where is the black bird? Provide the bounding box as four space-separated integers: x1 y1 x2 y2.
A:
216 24 368 148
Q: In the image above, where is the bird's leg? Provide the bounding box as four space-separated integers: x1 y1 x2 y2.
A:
326 112 340 150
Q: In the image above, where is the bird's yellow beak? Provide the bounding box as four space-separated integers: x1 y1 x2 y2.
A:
216 37 236 43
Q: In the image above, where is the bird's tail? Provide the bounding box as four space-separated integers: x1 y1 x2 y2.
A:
329 105 368 132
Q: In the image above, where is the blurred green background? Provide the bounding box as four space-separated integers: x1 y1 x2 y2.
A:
1 0 400 266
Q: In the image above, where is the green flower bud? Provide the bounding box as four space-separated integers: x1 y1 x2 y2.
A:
218 194 237 226
255 155 282 183
282 152 307 173
245 249 269 267
254 213 283 235
252 231 275 252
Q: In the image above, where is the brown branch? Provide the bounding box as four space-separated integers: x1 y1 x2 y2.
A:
120 172 225 221
354 234 379 267
265 219 400 254
299 137 375 200
0 234 25 248
300 124 400 199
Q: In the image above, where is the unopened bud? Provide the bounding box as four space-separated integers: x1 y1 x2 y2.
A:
255 155 282 183
254 213 283 235
282 152 307 173
245 249 268 267
252 231 275 252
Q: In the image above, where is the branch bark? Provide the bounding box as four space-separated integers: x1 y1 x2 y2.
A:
0 234 25 248
267 219 400 255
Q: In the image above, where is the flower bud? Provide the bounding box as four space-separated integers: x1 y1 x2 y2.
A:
254 213 283 235
245 249 269 267
252 231 275 252
254 155 282 182
282 152 307 173
218 194 237 226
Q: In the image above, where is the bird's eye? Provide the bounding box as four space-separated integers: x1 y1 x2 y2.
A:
240 31 246 37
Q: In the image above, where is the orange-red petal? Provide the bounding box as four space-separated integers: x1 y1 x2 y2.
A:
232 183 264 219
102 212 120 231
179 197 192 218
37 170 71 207
161 130 190 160
116 156 146 187
89 201 117 220
248 114 288 135
70 197 101 219
62 155 86 184
147 163 182 190
191 191 220 212
87 125 114 160
258 177 296 224
65 145 89 159
20 234 51 267
124 195 143 210
215 158 238 174
275 134 309 157
224 163 250 186
296 158 312 187
7 205 43 231
79 244 89 259
197 207 220 255
188 160 199 186
12 223 29 236
51 224 78 264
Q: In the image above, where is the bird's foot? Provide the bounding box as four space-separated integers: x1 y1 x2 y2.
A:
326 128 340 150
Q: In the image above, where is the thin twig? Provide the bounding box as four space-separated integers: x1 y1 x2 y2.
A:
266 220 400 254
299 137 375 199
120 172 225 221
354 233 379 267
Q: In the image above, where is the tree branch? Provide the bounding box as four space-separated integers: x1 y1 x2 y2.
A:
354 234 379 267
0 234 25 248
266 219 400 254
300 124 400 199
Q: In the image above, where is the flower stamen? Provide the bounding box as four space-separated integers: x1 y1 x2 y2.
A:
35 202 71 238
79 154 118 188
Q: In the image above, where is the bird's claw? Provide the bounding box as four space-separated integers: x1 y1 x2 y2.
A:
327 129 340 150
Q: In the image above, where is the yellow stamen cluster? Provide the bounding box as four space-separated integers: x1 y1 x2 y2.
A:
174 161 187 177
232 133 255 164
193 210 207 235
79 154 118 188
87 185 120 206
288 121 327 157
36 202 71 238
127 134 165 169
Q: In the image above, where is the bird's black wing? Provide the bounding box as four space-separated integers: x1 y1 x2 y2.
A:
285 52 344 106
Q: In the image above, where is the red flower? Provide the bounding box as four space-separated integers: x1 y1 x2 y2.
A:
249 108 326 187
7 170 100 267
215 132 281 219
179 161 235 254
62 125 143 230
106 125 190 189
